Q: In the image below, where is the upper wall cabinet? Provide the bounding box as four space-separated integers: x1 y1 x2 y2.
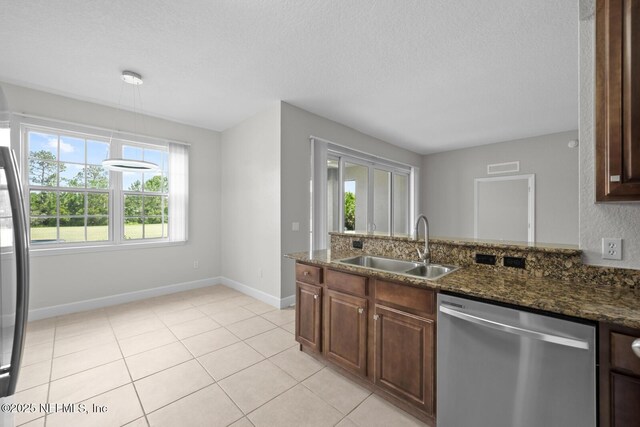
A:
596 0 640 202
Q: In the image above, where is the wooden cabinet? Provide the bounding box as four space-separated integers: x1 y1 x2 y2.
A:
596 0 640 201
599 323 640 427
373 304 435 416
294 262 436 425
295 281 322 352
325 289 368 376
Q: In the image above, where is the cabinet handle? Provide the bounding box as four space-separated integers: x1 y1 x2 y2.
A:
373 314 380 320
313 294 318 300
303 271 310 276
358 307 364 314
633 338 640 358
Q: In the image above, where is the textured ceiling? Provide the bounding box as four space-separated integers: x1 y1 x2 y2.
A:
0 1 578 154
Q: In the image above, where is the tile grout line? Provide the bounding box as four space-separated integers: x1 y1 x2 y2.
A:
19 287 295 426
41 320 57 427
150 309 248 424
106 313 151 427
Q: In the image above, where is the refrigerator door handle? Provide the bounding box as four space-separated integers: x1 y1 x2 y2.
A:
439 305 590 350
0 147 30 397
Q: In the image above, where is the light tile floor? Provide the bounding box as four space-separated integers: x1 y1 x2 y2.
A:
1 285 427 427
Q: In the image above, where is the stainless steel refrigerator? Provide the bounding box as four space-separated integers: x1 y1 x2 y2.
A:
0 146 30 398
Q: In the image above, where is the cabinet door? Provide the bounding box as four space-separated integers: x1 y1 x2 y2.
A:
296 282 322 352
374 304 435 416
325 290 367 376
611 372 640 427
596 0 640 201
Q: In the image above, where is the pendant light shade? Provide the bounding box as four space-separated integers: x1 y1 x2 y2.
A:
102 158 160 172
102 70 159 172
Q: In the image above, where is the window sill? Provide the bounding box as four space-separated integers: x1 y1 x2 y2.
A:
29 240 186 257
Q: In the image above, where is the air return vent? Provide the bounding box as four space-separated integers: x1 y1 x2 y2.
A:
487 161 520 175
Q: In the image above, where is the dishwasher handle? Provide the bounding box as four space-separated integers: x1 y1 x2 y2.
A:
439 305 590 350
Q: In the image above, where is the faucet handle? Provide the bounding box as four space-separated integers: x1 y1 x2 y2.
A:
416 248 424 260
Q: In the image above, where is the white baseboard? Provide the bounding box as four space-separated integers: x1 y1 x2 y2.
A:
219 277 296 309
28 276 296 320
28 277 223 321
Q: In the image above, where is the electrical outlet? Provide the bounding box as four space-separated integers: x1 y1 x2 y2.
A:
602 238 622 260
193 260 199 269
291 222 300 232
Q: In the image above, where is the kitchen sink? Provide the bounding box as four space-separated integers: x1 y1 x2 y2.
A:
337 255 459 279
404 263 459 280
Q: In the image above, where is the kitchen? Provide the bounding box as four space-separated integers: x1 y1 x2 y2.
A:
1 0 639 426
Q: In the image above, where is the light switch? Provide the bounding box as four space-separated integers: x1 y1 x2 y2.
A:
602 238 622 260
292 222 300 232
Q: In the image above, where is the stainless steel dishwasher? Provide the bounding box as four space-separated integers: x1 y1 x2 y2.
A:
437 293 596 427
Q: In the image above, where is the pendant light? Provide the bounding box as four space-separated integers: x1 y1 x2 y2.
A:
102 71 160 172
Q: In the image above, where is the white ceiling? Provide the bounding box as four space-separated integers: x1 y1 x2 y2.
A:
0 1 578 154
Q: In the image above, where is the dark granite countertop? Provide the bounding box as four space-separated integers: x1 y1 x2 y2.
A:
286 250 640 330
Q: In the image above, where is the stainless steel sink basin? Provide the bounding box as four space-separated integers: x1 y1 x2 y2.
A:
337 255 459 280
338 255 422 272
404 264 459 280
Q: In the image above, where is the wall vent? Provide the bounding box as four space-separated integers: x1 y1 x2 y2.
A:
487 161 520 175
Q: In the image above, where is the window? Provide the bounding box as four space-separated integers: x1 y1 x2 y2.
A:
312 138 414 250
122 144 169 240
27 130 110 243
23 123 188 249
332 158 410 234
0 124 12 248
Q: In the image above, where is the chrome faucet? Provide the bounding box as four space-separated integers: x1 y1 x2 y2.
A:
414 214 430 264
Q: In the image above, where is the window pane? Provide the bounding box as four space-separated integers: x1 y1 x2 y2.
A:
123 145 143 160
87 140 109 165
143 196 162 217
88 193 108 216
59 192 85 216
343 163 368 232
145 217 163 239
163 215 169 238
373 169 391 234
59 136 85 163
28 132 58 159
393 174 409 235
143 148 163 167
163 196 169 217
30 191 57 216
124 218 143 240
29 159 58 186
143 173 165 193
124 195 142 216
87 216 109 241
86 165 109 189
327 159 340 233
1 218 13 248
0 188 9 217
59 163 85 188
59 217 85 242
123 172 143 191
30 218 57 243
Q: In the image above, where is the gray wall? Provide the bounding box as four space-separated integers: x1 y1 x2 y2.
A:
280 102 423 299
579 2 640 268
1 82 221 310
220 105 282 301
421 130 579 245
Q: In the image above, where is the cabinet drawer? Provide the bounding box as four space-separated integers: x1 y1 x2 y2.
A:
375 280 434 316
611 332 640 376
326 269 367 296
296 263 322 284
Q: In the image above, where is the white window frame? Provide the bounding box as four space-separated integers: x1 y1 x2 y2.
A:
118 141 170 242
311 136 417 251
17 116 187 255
